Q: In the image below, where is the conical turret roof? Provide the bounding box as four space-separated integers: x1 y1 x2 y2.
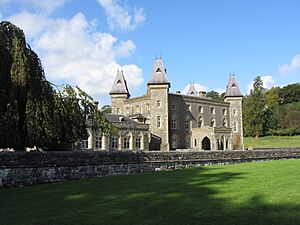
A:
224 75 243 97
147 58 170 85
110 70 130 96
187 83 197 95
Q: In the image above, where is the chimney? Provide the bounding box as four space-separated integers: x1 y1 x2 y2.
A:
199 91 206 97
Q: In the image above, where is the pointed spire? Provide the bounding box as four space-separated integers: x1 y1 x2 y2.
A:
187 82 197 95
224 74 243 97
110 70 130 97
147 58 170 86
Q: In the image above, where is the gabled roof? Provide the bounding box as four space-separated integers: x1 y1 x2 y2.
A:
110 70 130 96
147 58 170 85
224 75 243 97
187 83 197 95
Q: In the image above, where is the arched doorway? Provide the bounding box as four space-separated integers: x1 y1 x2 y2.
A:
202 137 211 150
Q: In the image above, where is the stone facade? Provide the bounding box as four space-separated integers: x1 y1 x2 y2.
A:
110 58 244 151
81 113 150 151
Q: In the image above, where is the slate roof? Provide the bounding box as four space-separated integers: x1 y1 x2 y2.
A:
104 113 136 123
147 58 170 85
224 75 243 97
110 70 130 96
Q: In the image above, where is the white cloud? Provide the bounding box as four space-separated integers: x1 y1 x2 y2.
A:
247 75 275 93
279 54 300 75
97 0 145 31
182 83 208 94
116 40 136 57
8 11 144 101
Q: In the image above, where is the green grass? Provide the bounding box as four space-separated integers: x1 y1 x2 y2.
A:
1 160 300 225
244 135 300 148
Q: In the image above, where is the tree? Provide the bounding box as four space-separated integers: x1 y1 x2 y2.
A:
0 21 111 150
243 76 266 138
206 90 224 102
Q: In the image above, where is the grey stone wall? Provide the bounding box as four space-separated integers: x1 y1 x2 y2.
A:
1 149 300 188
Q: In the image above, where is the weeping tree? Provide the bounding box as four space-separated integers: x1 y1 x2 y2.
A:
0 21 111 150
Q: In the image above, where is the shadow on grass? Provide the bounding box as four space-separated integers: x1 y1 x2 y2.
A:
0 166 299 225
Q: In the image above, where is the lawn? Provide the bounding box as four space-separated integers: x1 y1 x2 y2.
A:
244 135 300 148
1 160 300 225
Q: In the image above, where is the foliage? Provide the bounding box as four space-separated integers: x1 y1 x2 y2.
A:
1 160 300 225
0 21 111 150
243 75 299 137
101 104 112 113
243 76 267 138
206 90 224 102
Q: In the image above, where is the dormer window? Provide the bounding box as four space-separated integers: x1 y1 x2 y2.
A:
231 83 236 88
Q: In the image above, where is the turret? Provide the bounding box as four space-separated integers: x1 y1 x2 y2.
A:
224 74 244 150
147 58 170 151
110 70 130 114
187 83 197 96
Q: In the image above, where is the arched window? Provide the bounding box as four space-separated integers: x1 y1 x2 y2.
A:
223 118 227 127
198 116 203 128
210 117 215 127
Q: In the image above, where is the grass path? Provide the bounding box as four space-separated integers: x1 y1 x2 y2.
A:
1 160 300 225
244 135 300 148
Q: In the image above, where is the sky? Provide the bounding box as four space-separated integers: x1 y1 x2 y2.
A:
1 0 300 105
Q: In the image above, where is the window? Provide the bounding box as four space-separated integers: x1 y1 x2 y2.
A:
95 136 102 149
171 119 177 129
157 100 161 108
185 120 190 130
136 105 140 113
186 104 191 111
123 136 130 149
223 118 227 127
222 109 227 115
211 107 215 114
210 118 215 127
157 116 161 128
233 109 236 115
194 139 197 147
135 137 142 149
146 103 150 111
82 139 88 149
198 116 203 128
171 104 176 110
233 122 237 132
185 135 190 148
171 136 177 149
198 106 203 113
111 136 118 149
117 108 121 114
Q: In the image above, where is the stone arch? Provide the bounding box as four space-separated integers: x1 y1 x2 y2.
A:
202 137 211 150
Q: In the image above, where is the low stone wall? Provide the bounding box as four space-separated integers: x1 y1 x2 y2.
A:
1 149 300 188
